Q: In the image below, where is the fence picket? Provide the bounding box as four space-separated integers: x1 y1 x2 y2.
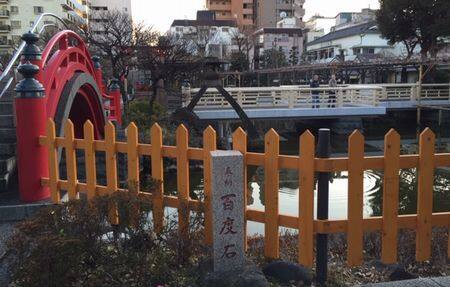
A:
264 129 280 259
64 120 78 200
299 130 315 267
381 129 400 264
105 122 119 225
203 126 217 246
83 121 96 200
232 127 248 249
416 128 435 261
177 125 190 240
46 119 60 203
347 130 364 266
127 123 139 192
151 124 164 233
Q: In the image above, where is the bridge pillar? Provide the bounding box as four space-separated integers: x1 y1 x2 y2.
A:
92 56 105 96
15 35 49 202
109 79 122 126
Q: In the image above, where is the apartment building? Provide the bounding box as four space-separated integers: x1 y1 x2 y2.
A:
255 0 305 28
169 11 239 60
89 0 131 15
88 0 132 35
253 27 303 68
0 0 89 53
206 0 255 30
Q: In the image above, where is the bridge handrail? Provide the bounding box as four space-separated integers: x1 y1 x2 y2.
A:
184 84 449 109
0 13 77 99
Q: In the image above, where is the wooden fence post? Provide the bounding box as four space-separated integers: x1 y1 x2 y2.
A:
232 127 248 249
381 129 400 264
83 121 97 200
264 129 280 259
416 128 435 261
127 123 139 192
105 122 119 225
177 125 190 240
203 126 217 246
46 119 60 203
64 120 78 200
347 130 364 266
151 123 164 233
298 130 315 267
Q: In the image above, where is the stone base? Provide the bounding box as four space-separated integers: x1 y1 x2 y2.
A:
200 259 269 287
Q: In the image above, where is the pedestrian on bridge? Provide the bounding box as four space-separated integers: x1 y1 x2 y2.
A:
310 74 320 108
328 74 337 108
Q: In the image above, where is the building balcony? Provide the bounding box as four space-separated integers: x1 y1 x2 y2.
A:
208 3 232 11
242 19 254 26
0 10 9 18
0 0 9 4
0 39 11 47
0 24 10 32
61 0 87 14
242 8 253 15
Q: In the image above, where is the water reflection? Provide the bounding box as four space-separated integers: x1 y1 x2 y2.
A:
161 124 450 235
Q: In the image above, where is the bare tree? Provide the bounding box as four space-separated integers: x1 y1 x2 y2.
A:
231 29 254 70
84 10 157 79
137 35 201 115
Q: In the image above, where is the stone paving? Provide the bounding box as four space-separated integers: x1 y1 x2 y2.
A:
0 223 14 286
360 277 450 287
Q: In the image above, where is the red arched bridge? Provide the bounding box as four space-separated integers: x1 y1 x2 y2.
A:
0 14 122 202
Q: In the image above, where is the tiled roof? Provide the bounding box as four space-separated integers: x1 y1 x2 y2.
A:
307 21 379 46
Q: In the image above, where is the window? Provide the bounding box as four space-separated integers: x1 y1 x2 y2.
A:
34 6 44 14
353 48 361 55
10 6 18 14
363 48 375 54
10 20 21 29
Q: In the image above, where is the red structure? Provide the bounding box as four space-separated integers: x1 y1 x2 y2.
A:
15 30 122 202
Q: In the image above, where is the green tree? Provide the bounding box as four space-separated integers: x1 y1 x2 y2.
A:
230 51 249 72
261 47 287 69
377 0 450 59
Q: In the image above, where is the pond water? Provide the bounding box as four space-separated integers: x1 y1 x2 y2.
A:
162 116 450 235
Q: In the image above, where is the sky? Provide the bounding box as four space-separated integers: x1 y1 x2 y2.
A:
132 0 380 33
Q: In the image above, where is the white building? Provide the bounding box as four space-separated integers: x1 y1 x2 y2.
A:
253 27 303 68
304 8 415 64
89 0 131 15
304 15 335 44
1 0 89 52
88 0 132 35
169 11 239 60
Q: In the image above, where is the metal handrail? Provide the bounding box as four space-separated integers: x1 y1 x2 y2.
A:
0 13 71 98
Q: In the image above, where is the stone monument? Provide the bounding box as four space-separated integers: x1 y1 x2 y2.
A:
210 150 245 273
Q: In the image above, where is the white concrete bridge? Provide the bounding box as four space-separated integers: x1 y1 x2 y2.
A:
182 83 450 120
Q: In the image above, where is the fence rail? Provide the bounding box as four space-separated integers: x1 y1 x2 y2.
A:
39 119 450 267
183 84 450 109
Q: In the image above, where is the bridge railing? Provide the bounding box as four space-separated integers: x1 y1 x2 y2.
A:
183 84 450 109
39 118 450 268
378 83 450 102
184 86 383 109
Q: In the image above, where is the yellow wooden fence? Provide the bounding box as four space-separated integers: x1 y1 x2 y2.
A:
39 119 450 267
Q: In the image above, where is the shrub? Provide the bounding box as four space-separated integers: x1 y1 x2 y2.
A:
6 192 207 287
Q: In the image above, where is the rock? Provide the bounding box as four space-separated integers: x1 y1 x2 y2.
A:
367 259 402 272
201 259 269 287
262 260 312 285
389 266 419 281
